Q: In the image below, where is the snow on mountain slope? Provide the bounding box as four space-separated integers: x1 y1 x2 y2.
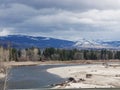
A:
0 35 120 49
74 38 106 48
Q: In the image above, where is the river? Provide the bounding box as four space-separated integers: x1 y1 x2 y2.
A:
8 64 71 89
7 64 120 90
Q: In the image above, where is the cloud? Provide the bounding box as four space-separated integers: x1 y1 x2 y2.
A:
0 0 120 41
0 3 38 25
1 0 120 10
20 9 120 31
79 9 120 26
0 28 13 36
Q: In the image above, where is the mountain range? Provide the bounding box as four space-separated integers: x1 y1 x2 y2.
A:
0 35 120 49
0 35 74 48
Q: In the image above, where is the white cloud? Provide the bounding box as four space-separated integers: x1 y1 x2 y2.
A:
0 28 13 36
24 9 120 29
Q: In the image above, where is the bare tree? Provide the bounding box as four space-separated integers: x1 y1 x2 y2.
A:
3 66 10 90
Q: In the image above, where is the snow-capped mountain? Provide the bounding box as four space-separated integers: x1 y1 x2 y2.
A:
0 35 120 49
74 38 108 49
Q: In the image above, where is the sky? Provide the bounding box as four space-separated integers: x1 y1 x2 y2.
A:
0 0 120 41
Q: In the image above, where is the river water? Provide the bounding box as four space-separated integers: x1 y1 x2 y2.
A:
7 64 120 90
8 64 71 89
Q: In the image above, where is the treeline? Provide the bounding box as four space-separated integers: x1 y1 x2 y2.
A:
43 48 120 60
0 46 120 61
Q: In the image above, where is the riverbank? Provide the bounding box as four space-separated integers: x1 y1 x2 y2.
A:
0 60 120 86
2 60 120 67
47 64 120 89
0 60 83 80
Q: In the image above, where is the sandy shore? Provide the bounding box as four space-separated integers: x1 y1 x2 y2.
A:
2 60 120 67
47 64 120 89
0 60 120 87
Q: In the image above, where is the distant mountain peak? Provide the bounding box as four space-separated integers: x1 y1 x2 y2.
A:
74 38 101 48
0 35 120 49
